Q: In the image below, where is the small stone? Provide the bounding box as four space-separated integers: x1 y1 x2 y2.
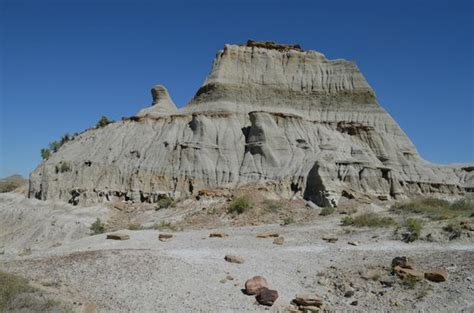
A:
391 256 415 270
379 275 396 287
84 303 97 313
219 278 227 283
299 306 321 312
158 233 173 241
273 237 285 245
255 288 278 306
344 290 355 297
106 233 130 240
347 241 359 246
322 236 338 243
293 294 323 307
226 275 234 280
350 300 358 306
224 255 244 264
209 231 227 238
425 268 448 282
245 276 269 295
257 231 279 238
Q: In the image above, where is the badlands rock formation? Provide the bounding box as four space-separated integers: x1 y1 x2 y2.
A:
29 41 473 206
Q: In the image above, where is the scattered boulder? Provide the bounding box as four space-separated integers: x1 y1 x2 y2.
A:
159 233 173 241
257 231 279 238
209 231 228 238
244 276 268 295
322 236 338 243
391 256 415 270
106 233 130 240
273 237 285 245
293 294 323 307
255 287 279 306
347 241 359 246
344 290 355 297
224 255 244 264
425 268 448 282
393 266 424 280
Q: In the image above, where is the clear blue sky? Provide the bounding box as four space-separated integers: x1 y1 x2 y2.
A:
1 0 473 177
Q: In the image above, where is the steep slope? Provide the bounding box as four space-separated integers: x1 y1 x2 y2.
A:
29 41 472 206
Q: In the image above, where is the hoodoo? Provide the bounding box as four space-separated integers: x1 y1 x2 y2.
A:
29 41 473 206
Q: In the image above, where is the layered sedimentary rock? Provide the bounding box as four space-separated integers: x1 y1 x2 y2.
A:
29 41 473 206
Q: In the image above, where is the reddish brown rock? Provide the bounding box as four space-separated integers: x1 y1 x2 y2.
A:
293 294 323 307
394 266 424 280
425 268 448 282
257 231 279 238
158 233 173 241
273 237 285 245
255 288 279 306
224 255 244 264
244 276 269 295
322 236 338 243
106 233 130 240
209 231 227 238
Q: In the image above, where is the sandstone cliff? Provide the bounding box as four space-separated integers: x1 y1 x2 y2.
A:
29 41 473 206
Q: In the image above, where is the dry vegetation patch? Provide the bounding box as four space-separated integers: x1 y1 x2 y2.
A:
0 271 70 312
391 197 474 220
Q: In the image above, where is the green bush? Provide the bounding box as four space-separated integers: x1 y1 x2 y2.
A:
391 197 474 220
320 207 335 216
403 218 423 242
341 213 394 227
228 196 252 215
156 196 175 209
90 218 105 235
282 217 295 225
96 115 112 128
40 148 51 160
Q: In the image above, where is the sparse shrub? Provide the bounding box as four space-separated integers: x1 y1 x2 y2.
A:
341 216 354 226
90 218 105 235
263 200 284 212
402 275 419 289
282 217 295 225
443 223 462 240
40 148 51 160
156 196 175 209
341 213 394 227
320 207 335 216
0 271 34 310
127 223 142 230
0 271 70 312
152 221 180 232
391 197 474 220
48 141 61 153
96 115 112 128
403 218 423 242
228 195 252 215
0 181 21 193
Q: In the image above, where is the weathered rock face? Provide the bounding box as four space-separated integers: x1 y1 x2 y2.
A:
29 41 473 206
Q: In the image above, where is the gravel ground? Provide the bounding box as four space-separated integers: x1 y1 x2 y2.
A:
1 193 473 312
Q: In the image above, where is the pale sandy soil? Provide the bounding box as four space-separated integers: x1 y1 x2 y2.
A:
1 193 473 312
